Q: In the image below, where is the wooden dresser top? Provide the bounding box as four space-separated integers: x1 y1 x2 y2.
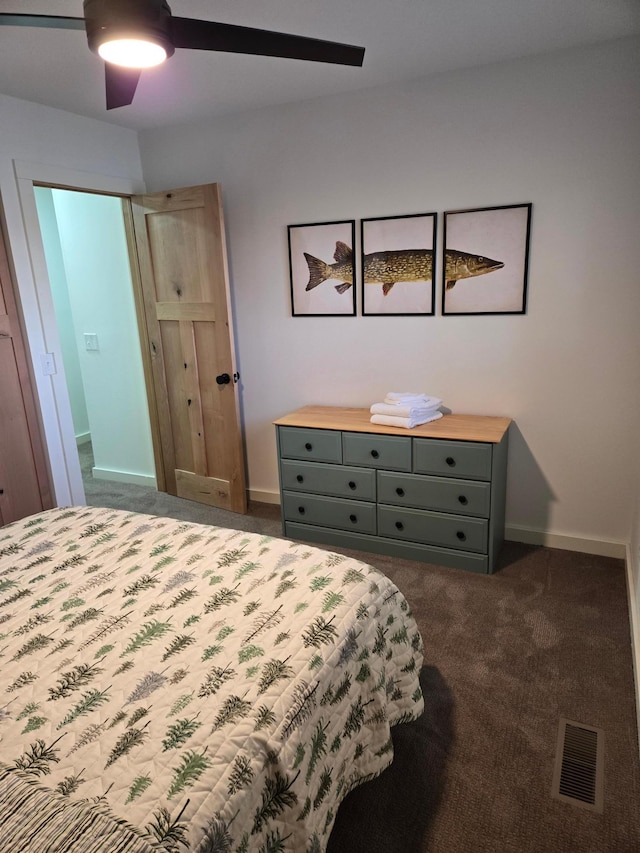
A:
274 406 511 444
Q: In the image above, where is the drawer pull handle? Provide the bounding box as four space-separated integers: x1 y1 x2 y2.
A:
371 449 379 459
348 481 357 490
446 456 456 467
456 531 466 541
395 521 404 531
298 506 305 515
458 495 468 505
349 514 358 523
296 475 304 483
305 442 313 451
395 487 405 497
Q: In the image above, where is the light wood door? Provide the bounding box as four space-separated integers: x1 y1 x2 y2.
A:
130 184 247 513
0 219 53 525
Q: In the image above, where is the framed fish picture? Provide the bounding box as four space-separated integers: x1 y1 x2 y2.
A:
287 220 356 316
442 203 532 315
361 212 437 316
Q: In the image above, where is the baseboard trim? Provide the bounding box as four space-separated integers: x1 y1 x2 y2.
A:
505 524 626 558
75 432 91 446
249 489 280 505
92 467 157 489
625 542 640 760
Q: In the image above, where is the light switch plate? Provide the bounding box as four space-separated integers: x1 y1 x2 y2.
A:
41 352 56 375
84 333 99 352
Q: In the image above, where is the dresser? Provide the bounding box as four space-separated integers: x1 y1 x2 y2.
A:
274 406 511 574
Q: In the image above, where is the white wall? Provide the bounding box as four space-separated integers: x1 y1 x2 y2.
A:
0 93 145 504
34 188 156 488
138 37 640 553
34 188 90 443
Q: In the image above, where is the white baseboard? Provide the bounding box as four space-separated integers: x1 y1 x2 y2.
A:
75 432 91 446
248 489 280 505
625 542 640 759
92 467 157 489
505 524 626 558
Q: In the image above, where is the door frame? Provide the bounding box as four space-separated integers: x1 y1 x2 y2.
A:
11 159 159 506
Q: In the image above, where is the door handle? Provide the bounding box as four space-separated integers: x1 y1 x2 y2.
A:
216 373 231 385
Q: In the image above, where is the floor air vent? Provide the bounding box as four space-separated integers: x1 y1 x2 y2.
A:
551 718 604 812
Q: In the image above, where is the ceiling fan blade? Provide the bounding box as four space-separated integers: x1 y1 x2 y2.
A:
171 17 365 67
105 64 142 110
0 14 85 31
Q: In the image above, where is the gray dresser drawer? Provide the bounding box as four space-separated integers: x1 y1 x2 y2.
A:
280 460 376 501
283 491 376 534
378 504 488 553
413 438 492 481
279 427 342 463
377 471 491 518
343 432 411 471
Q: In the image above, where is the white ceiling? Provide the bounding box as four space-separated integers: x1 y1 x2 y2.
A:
1 0 639 131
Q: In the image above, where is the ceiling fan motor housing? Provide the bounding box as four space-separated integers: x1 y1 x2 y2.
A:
83 0 176 59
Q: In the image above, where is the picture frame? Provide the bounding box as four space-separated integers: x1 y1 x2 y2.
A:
441 203 532 315
360 212 437 316
287 220 356 316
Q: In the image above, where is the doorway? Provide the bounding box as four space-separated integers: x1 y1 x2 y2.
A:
33 186 156 502
14 164 246 515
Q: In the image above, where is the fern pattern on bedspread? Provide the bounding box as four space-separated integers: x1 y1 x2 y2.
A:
0 506 424 852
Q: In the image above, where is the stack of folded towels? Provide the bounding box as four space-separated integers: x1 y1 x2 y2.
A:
370 392 443 429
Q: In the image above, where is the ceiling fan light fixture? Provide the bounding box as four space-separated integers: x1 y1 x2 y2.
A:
1 0 365 110
84 0 175 68
98 37 167 68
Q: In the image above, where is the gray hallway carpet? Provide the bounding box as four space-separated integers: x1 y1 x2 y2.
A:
79 446 640 852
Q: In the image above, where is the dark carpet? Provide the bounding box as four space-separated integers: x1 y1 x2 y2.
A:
79 445 640 852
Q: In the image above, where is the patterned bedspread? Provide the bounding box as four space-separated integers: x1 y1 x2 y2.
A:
0 506 424 852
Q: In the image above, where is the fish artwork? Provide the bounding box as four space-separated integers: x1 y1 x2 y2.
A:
443 249 504 291
304 242 504 295
304 241 355 294
364 248 434 296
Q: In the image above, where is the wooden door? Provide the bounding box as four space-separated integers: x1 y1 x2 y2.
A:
0 218 53 525
130 184 247 514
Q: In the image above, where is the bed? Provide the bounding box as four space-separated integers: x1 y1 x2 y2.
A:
0 505 424 852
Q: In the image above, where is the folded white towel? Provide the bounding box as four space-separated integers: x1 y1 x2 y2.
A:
370 402 441 419
370 412 443 429
386 392 427 400
384 393 442 408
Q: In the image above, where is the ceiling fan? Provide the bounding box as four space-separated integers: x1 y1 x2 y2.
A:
0 0 365 110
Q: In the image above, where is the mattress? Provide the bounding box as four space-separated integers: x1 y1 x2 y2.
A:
0 506 424 852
